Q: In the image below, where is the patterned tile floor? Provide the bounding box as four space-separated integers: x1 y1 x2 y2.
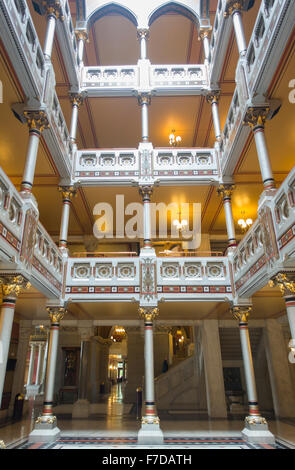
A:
14 436 290 449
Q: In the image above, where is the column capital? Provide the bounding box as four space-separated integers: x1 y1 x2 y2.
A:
199 29 211 41
46 306 66 324
243 107 270 130
269 273 295 297
75 29 89 42
225 1 245 17
217 183 235 199
44 1 64 21
58 185 77 201
231 305 252 323
0 275 31 298
206 90 221 105
24 111 49 133
69 93 85 108
137 93 151 106
137 28 150 40
139 307 159 322
139 185 153 201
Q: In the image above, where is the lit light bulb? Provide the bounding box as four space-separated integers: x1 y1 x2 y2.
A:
181 219 188 226
246 218 253 226
238 219 244 226
176 135 182 143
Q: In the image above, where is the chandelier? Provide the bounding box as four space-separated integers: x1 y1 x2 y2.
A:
237 211 253 233
169 129 182 146
111 326 126 343
175 328 185 343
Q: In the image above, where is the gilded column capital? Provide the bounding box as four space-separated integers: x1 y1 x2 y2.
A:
206 90 221 105
58 185 77 201
137 93 151 106
24 111 49 133
139 185 153 201
70 93 85 108
217 183 235 200
74 29 89 42
46 306 66 324
43 1 64 21
0 275 31 298
139 307 159 322
269 273 295 297
199 29 211 41
225 1 244 17
137 28 150 40
231 305 252 323
243 107 270 130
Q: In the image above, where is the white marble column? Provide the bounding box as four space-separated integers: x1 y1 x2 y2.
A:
226 3 247 56
232 306 275 443
218 184 237 250
264 319 295 417
29 306 66 442
8 322 31 416
206 91 222 141
43 5 59 60
69 94 84 143
58 186 76 250
75 29 88 66
200 30 211 65
26 343 36 388
138 94 151 143
201 320 227 418
138 307 163 445
137 28 149 60
35 343 44 385
0 276 30 406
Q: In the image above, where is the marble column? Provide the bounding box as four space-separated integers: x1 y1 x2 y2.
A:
58 186 77 251
264 319 295 417
26 343 36 387
232 306 275 443
8 321 31 417
69 93 84 143
43 4 61 60
137 28 149 60
21 112 49 194
35 342 44 385
29 306 66 442
206 91 222 141
0 276 30 406
138 307 164 445
75 29 88 66
217 184 237 250
226 2 247 56
72 325 94 418
243 107 275 191
138 94 151 143
200 30 211 65
201 320 227 418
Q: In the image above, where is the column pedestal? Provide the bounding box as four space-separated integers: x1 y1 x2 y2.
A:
242 417 275 444
138 420 164 445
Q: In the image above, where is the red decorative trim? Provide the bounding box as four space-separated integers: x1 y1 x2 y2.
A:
32 256 62 292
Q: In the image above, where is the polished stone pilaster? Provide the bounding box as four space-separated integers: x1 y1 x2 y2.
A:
35 342 44 385
243 107 275 191
206 91 222 141
137 29 149 60
0 276 30 405
139 185 153 250
69 93 84 143
26 342 36 388
138 94 151 143
232 306 275 443
225 2 247 56
29 306 66 442
138 307 164 445
201 320 227 418
269 274 295 359
58 186 77 250
217 184 237 250
21 112 49 194
75 29 88 66
72 325 94 418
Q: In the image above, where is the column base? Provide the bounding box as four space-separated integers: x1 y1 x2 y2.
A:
241 416 275 444
29 416 60 443
137 417 164 445
72 399 90 418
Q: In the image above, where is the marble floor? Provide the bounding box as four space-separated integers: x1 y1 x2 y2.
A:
1 384 295 449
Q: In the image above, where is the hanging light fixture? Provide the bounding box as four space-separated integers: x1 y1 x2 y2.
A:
175 328 185 343
110 326 126 343
172 209 188 232
237 211 253 233
169 129 182 146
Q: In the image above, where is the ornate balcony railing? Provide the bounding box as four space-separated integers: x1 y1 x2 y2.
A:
156 256 233 302
81 65 139 97
74 147 219 186
150 64 208 95
32 221 63 298
0 0 45 100
64 256 140 301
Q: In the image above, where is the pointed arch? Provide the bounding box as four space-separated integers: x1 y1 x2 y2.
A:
87 2 138 29
148 1 200 28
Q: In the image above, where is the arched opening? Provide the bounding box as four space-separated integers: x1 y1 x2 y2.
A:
87 3 138 29
148 1 200 27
